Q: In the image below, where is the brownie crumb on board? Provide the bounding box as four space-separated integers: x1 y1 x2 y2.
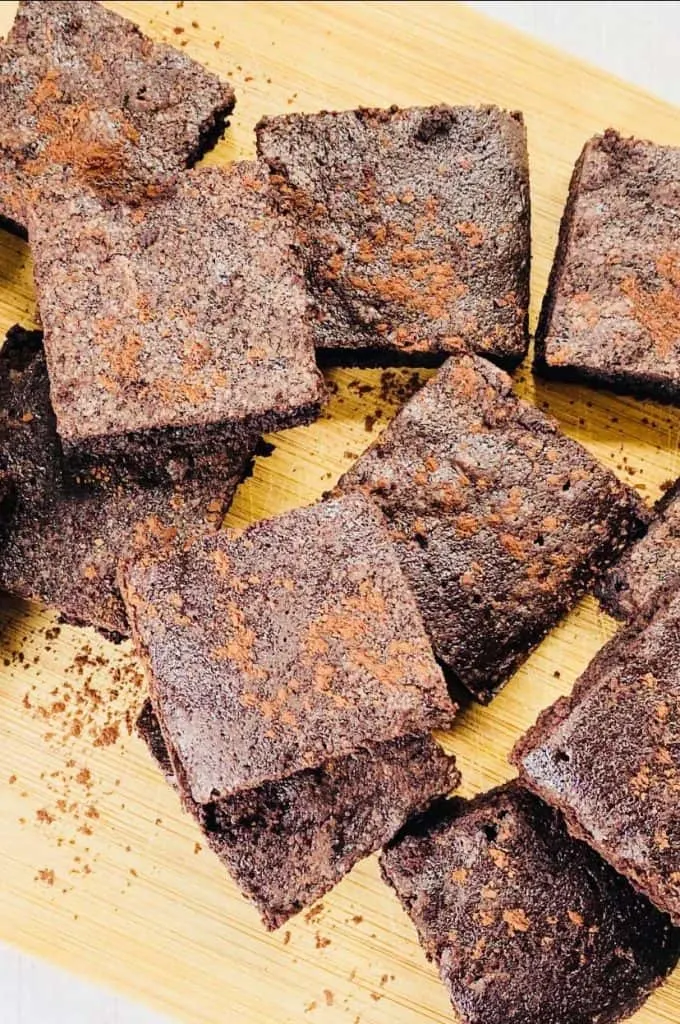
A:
513 590 680 925
12 623 146 891
536 130 680 403
381 784 679 1024
28 162 325 481
257 104 530 366
0 0 235 232
339 352 647 701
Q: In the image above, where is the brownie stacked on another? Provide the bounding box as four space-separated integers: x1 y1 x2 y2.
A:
27 162 326 482
0 0 235 233
598 477 680 621
256 104 530 366
121 493 459 928
138 701 459 930
381 784 679 1024
339 352 646 701
0 326 256 638
513 591 680 924
536 130 680 403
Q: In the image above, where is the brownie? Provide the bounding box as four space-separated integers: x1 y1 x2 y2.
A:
138 699 460 930
339 352 646 701
536 130 680 402
598 478 680 621
27 162 325 479
512 591 680 924
256 105 530 366
380 784 679 1024
0 0 234 232
0 326 254 638
120 492 456 804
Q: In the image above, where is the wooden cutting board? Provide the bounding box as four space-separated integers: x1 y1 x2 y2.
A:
0 2 678 1022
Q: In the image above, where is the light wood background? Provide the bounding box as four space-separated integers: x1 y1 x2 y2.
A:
0 2 678 1022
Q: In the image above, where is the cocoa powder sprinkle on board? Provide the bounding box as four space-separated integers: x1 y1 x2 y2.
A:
11 625 146 887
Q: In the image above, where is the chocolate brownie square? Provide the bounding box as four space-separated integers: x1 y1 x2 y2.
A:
256 105 530 366
512 592 680 923
536 130 680 402
138 699 460 930
0 326 254 638
0 0 234 233
339 352 646 701
27 162 325 479
120 492 456 804
598 478 680 621
381 784 679 1024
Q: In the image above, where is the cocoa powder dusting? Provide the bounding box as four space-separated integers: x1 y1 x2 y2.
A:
620 252 680 359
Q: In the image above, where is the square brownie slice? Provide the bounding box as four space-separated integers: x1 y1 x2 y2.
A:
138 699 460 930
0 0 234 232
339 352 646 701
381 784 679 1024
512 592 680 923
0 326 254 638
536 130 680 402
256 105 530 367
120 492 456 805
598 478 680 621
27 162 325 479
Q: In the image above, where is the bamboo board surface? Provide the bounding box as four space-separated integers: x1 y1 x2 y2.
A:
0 2 678 1022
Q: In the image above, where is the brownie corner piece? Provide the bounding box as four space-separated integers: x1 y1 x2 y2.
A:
0 0 235 227
137 699 460 930
535 129 680 402
121 491 455 806
28 161 325 472
512 592 680 924
380 783 679 1024
339 352 646 701
597 477 680 621
257 104 530 366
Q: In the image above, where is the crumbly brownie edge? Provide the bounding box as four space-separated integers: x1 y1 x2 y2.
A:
121 569 198 804
136 699 178 789
510 612 680 922
184 94 236 170
0 212 28 240
61 398 320 486
596 480 680 621
510 615 645 771
509 108 532 371
514 769 680 925
655 475 680 513
534 139 590 375
137 699 461 930
316 342 525 373
535 358 680 405
379 793 464 962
